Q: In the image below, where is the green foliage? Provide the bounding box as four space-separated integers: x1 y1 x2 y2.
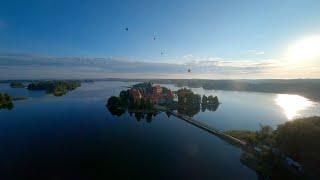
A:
120 90 129 101
241 150 304 179
107 96 123 107
256 125 274 145
139 98 145 109
162 87 169 94
10 82 25 88
107 91 153 113
0 93 11 103
225 130 258 146
178 92 219 114
226 117 320 177
177 88 201 106
28 80 81 96
145 98 153 110
201 95 220 112
132 82 153 93
202 95 208 105
274 117 320 176
106 96 126 116
208 95 219 104
225 125 274 147
176 88 201 117
0 93 14 110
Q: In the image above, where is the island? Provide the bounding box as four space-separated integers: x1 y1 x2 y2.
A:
27 80 81 96
107 82 220 118
0 93 14 110
107 82 174 116
10 82 25 88
168 88 220 117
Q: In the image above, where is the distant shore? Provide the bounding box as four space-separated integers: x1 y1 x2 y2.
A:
2 78 320 101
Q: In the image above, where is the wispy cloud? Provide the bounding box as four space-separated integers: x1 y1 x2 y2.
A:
0 52 319 79
181 54 276 74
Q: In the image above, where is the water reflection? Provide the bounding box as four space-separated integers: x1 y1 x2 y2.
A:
107 103 220 122
107 106 126 116
0 103 14 110
130 112 159 123
176 102 220 117
107 104 162 123
201 102 220 112
0 102 14 110
275 94 314 120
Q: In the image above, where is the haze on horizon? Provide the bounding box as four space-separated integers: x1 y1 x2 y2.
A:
0 0 320 80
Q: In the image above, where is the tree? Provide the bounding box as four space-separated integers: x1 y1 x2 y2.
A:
202 95 208 105
120 90 128 100
107 96 122 107
256 125 274 145
207 95 218 104
139 98 145 109
162 87 169 94
0 93 14 110
27 80 81 96
145 98 153 110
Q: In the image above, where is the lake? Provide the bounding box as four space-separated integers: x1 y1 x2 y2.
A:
0 81 319 179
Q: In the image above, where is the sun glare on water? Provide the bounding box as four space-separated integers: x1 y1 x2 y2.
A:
287 35 320 61
275 94 314 120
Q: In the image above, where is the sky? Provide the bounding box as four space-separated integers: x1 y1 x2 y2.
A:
0 0 320 79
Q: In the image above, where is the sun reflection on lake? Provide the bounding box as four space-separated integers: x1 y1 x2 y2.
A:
275 94 314 120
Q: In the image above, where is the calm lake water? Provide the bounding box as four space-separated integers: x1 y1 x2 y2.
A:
0 81 319 179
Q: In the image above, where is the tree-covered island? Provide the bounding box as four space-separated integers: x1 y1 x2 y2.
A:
107 82 174 115
172 88 220 117
27 80 81 96
0 93 14 110
10 82 25 88
107 82 220 117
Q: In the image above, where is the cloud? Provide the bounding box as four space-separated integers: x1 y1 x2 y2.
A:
0 52 319 79
248 50 265 55
180 54 277 74
0 53 273 74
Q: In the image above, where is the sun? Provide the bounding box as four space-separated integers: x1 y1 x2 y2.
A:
287 35 320 61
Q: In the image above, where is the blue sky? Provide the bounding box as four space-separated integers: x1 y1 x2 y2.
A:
0 0 320 79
